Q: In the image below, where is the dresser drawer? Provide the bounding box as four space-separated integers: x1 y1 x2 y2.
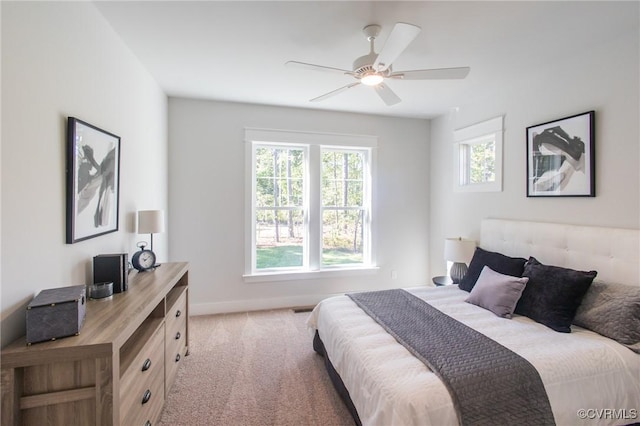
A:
121 360 165 426
166 289 187 329
120 323 165 422
165 307 186 349
165 317 187 392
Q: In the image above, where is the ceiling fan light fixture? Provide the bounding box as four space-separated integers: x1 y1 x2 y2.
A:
361 73 384 86
286 22 469 106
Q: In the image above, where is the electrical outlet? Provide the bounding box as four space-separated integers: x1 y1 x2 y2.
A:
391 270 398 280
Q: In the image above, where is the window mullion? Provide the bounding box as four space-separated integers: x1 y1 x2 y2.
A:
308 145 321 270
249 143 257 273
363 148 372 265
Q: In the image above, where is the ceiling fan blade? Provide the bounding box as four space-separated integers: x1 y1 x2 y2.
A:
286 61 354 75
310 82 361 102
374 83 401 106
373 22 421 72
390 67 471 80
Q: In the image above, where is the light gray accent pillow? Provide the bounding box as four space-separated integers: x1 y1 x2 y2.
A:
465 266 529 318
573 281 640 354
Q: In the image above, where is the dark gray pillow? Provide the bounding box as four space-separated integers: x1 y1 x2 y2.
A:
465 266 528 318
516 257 596 333
573 281 640 353
458 247 527 292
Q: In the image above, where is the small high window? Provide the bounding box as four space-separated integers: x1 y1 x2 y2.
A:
454 116 503 192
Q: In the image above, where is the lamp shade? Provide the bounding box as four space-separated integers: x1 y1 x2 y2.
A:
138 210 165 234
444 238 476 264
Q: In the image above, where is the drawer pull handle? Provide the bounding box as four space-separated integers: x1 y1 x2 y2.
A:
142 389 152 405
175 354 181 363
175 331 181 340
175 310 182 318
145 422 151 426
141 358 152 372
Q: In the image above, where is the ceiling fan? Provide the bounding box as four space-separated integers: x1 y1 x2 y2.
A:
286 22 470 106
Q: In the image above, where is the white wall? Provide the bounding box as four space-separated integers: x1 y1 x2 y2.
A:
428 8 640 277
1 2 168 347
169 98 430 314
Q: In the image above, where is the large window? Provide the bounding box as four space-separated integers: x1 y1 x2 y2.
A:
254 145 306 269
245 129 375 279
321 148 369 267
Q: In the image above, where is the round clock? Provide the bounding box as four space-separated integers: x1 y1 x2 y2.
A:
131 242 157 272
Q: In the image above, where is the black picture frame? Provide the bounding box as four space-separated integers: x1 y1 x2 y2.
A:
526 111 595 197
66 117 121 243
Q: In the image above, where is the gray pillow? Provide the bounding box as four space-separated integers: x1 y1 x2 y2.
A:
573 281 640 354
465 266 529 318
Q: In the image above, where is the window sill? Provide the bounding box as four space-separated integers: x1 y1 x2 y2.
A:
243 266 379 283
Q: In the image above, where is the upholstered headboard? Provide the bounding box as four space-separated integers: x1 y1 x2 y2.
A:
480 218 639 287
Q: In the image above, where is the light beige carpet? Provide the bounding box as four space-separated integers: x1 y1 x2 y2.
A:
158 309 354 426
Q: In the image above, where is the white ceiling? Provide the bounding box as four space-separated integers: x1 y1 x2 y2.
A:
94 1 637 119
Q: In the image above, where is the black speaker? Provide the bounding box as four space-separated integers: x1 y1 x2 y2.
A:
93 253 128 293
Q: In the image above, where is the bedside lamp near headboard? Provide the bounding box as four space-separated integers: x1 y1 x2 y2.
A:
445 237 476 283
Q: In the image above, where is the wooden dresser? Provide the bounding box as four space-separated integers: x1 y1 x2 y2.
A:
1 262 189 426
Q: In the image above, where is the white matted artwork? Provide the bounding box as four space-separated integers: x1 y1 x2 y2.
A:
526 111 595 197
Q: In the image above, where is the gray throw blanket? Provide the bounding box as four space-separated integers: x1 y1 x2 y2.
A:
347 289 555 426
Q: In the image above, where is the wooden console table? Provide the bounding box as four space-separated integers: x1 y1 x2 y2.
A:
1 262 189 426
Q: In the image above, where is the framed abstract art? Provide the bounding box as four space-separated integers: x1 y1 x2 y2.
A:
66 117 121 243
526 111 595 197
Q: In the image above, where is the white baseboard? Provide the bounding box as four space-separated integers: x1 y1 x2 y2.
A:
189 292 342 316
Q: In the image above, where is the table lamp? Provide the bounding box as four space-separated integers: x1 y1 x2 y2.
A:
138 210 165 253
444 237 476 283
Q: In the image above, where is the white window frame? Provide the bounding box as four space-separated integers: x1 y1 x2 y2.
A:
243 128 378 282
252 142 309 271
453 116 503 192
320 145 373 269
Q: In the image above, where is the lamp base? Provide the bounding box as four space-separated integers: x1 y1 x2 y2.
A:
450 262 468 284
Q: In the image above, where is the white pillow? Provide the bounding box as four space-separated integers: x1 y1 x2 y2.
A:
465 266 528 318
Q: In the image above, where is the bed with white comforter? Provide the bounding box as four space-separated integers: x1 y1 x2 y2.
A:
308 219 640 426
308 285 639 425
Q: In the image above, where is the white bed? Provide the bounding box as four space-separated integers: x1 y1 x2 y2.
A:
308 219 640 426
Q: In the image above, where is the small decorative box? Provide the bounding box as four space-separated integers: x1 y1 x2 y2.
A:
26 285 87 345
